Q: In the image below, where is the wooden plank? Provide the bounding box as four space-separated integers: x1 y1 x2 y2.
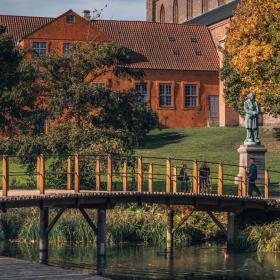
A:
67 157 72 191
36 156 40 191
172 209 194 233
0 256 102 279
242 166 247 197
122 160 127 192
74 155 80 193
137 157 142 192
38 155 45 195
2 155 9 197
107 155 112 192
96 159 101 191
166 158 171 193
207 211 227 236
192 160 198 194
148 163 153 192
264 169 269 199
46 208 65 234
172 166 177 193
79 207 98 235
218 162 223 195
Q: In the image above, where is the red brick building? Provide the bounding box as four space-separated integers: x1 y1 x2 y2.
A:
0 10 220 128
146 0 234 24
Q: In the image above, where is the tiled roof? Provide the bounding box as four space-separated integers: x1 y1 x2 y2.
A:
185 0 240 26
0 15 53 43
94 20 219 71
0 14 219 72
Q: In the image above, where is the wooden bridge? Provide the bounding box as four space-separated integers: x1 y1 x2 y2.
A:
0 154 280 263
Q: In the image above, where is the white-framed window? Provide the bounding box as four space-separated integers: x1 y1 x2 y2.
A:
159 83 172 107
33 42 47 58
135 83 148 107
93 82 106 89
63 43 73 54
184 84 198 107
66 15 75 24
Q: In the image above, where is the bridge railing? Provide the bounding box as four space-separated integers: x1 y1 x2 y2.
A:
0 154 276 199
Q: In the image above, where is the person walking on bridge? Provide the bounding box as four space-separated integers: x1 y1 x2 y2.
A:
199 161 210 193
247 158 261 197
178 162 189 192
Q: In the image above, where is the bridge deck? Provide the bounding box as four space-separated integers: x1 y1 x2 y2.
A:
0 190 278 213
0 256 109 279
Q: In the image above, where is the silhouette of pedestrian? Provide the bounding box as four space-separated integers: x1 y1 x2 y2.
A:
178 162 189 192
199 161 210 193
247 158 261 197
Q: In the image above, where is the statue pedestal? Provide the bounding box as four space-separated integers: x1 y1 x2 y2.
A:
236 145 267 186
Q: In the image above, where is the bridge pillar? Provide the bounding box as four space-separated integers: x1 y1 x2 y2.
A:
227 212 238 252
166 209 174 257
97 209 106 257
39 207 49 263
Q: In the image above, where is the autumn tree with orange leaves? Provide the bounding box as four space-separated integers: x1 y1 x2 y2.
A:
221 0 280 116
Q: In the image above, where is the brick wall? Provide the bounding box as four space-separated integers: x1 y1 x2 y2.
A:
150 0 235 23
95 69 219 128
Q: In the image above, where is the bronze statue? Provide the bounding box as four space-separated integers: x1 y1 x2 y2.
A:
244 93 260 145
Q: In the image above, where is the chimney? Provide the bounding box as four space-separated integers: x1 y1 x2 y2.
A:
83 10 91 20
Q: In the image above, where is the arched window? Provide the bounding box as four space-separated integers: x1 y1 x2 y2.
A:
173 0 179 23
202 0 208 13
186 0 193 19
160 5 165 23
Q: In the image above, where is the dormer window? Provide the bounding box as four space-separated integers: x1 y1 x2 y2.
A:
66 15 75 24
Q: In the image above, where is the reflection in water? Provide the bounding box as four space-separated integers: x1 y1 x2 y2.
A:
0 241 280 279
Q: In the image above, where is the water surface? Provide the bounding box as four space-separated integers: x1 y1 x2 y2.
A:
0 242 280 279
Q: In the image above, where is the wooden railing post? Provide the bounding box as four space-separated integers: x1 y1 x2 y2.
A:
137 157 142 192
218 162 223 195
238 176 242 197
173 166 177 193
166 158 171 193
193 160 198 194
242 166 247 197
122 160 127 192
148 163 153 192
39 155 45 195
264 169 269 199
67 156 72 191
96 158 101 191
107 155 112 192
2 155 9 197
74 154 80 193
37 156 41 190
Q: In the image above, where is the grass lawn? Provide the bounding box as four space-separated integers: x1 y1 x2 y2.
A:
136 127 280 196
1 127 279 196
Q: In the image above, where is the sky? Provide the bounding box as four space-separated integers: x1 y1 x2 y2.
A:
0 0 146 20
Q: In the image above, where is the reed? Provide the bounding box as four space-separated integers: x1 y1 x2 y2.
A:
0 206 222 247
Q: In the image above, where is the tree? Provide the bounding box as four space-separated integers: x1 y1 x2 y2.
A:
0 26 22 131
221 0 280 116
0 41 157 185
37 42 143 128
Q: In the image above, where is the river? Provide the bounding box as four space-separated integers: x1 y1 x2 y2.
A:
0 241 280 279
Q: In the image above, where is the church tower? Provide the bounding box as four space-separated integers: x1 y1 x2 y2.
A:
146 0 235 24
146 0 156 22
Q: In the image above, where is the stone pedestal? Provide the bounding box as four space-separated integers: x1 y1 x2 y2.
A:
237 145 267 187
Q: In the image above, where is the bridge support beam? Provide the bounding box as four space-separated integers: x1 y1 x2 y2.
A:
97 209 106 257
166 209 174 257
227 212 238 252
39 207 49 263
